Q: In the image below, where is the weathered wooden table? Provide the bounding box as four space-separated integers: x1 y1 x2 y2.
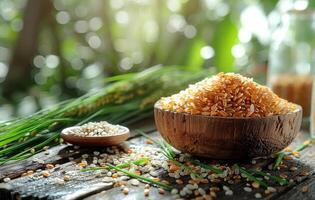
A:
0 121 314 200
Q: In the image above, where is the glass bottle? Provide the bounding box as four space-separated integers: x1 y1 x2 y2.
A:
268 9 315 125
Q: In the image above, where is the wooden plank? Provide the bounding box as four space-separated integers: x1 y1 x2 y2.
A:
0 144 105 180
0 129 314 200
0 147 125 199
269 131 315 200
0 120 156 180
83 132 315 200
275 176 315 200
0 131 156 199
85 184 174 200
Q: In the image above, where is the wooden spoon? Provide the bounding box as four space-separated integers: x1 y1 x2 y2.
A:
154 101 302 159
61 125 129 146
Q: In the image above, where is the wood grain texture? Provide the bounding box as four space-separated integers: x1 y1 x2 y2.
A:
154 104 302 159
274 176 315 200
0 121 155 180
61 126 130 146
0 131 314 200
0 144 102 180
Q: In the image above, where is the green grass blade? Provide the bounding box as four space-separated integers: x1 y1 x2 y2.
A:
235 164 268 188
107 163 172 190
273 152 285 170
249 169 288 185
188 159 223 174
81 157 150 172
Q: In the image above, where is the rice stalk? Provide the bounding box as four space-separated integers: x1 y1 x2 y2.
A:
0 66 210 164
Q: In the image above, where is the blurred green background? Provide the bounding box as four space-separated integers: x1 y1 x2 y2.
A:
0 0 313 120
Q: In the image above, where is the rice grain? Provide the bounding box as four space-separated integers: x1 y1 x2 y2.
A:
159 73 297 117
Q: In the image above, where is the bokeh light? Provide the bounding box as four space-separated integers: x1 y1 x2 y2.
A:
200 46 215 60
56 11 71 24
0 0 312 119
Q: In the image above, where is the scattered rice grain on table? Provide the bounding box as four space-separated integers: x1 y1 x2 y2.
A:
7 131 306 199
159 73 297 117
5 140 298 199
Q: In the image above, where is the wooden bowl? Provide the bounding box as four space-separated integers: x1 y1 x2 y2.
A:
61 126 129 146
154 102 302 159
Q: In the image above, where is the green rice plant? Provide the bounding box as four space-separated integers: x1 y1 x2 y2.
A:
0 65 211 164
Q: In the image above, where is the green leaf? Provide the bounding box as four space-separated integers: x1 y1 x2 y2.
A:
188 159 223 174
61 38 77 59
235 164 268 188
251 170 288 185
81 157 150 172
294 140 312 152
308 1 315 8
260 0 280 13
212 14 238 72
107 164 172 190
185 36 207 71
273 152 285 170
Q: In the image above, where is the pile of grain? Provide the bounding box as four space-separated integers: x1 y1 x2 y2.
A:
67 121 124 137
159 73 297 117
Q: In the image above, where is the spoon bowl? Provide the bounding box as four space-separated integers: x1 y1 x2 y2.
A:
61 125 130 146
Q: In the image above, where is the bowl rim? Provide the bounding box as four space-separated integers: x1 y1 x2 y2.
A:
61 125 130 139
154 100 302 120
